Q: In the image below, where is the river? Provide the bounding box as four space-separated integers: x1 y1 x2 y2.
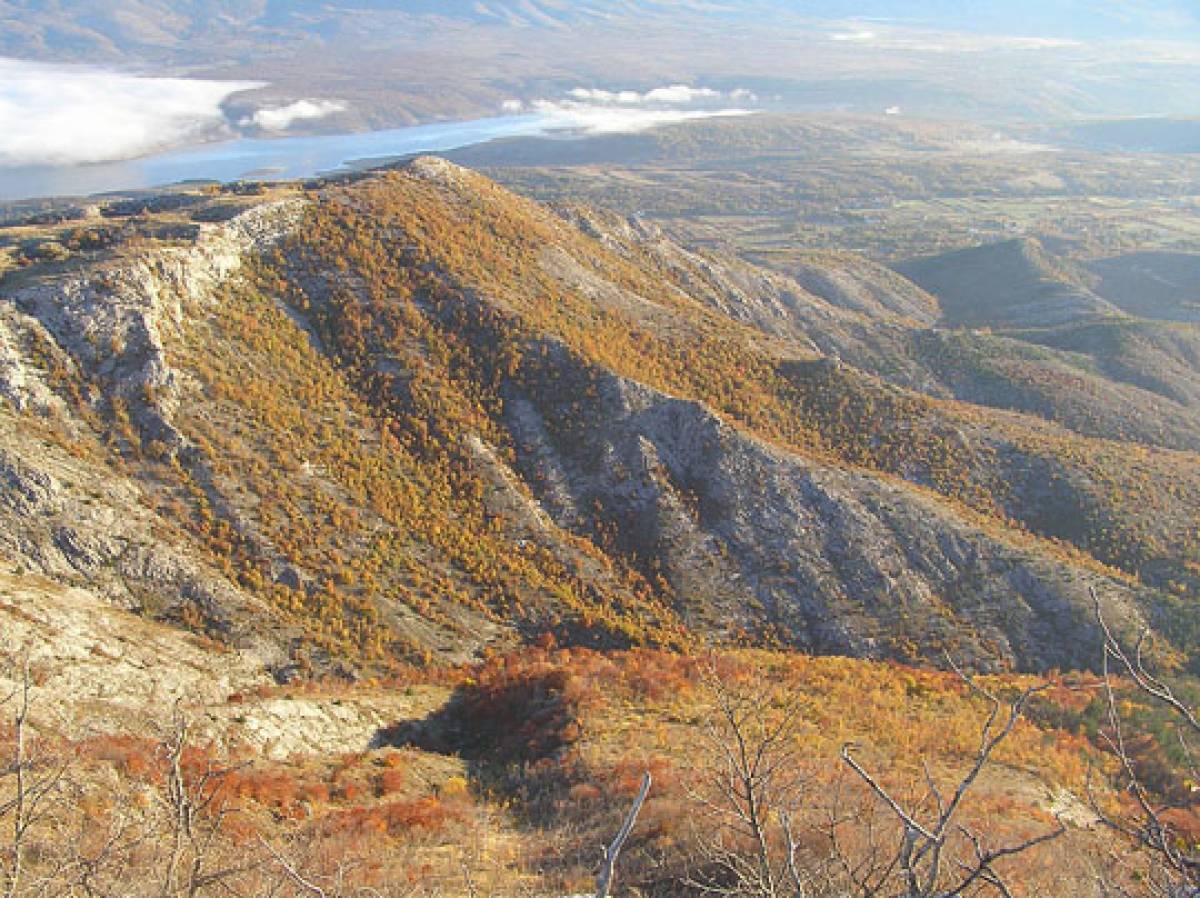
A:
0 114 554 203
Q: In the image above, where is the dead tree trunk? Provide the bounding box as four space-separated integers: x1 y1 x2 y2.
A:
596 771 651 898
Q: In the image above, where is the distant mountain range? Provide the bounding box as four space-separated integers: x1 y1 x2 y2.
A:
785 0 1200 38
2 1 1197 64
2 0 1197 133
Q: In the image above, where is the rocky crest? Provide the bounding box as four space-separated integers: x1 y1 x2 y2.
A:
0 200 306 670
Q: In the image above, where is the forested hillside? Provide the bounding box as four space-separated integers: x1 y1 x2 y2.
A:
0 159 1196 676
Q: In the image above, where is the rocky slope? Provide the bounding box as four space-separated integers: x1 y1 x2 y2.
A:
0 160 1195 679
0 199 306 669
565 206 1200 454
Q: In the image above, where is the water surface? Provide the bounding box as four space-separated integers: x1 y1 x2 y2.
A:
0 114 552 202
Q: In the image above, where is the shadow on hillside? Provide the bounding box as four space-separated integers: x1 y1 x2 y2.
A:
370 668 586 824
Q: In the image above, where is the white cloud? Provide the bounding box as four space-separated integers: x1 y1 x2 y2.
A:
527 84 757 135
0 56 260 167
827 27 1083 53
531 101 753 134
832 30 878 42
642 84 721 104
501 99 525 113
244 99 345 132
569 87 645 105
998 37 1083 49
567 84 725 106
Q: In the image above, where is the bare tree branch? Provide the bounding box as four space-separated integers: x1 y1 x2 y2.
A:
260 838 329 898
840 659 1062 898
1090 586 1200 893
595 771 651 898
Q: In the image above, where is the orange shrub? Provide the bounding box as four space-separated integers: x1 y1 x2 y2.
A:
323 796 465 837
228 769 299 808
84 735 159 781
567 783 602 803
375 769 406 796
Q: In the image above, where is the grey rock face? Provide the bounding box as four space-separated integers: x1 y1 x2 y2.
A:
505 346 1142 671
0 167 1171 675
9 200 304 450
0 201 305 660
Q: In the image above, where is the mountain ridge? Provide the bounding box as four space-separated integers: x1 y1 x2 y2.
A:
4 157 1195 678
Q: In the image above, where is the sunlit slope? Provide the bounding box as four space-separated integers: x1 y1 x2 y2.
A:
245 159 1197 669
2 161 1197 673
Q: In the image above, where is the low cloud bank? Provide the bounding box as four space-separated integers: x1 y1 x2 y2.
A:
504 84 757 134
531 103 753 134
0 57 260 167
567 84 722 105
245 99 346 132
